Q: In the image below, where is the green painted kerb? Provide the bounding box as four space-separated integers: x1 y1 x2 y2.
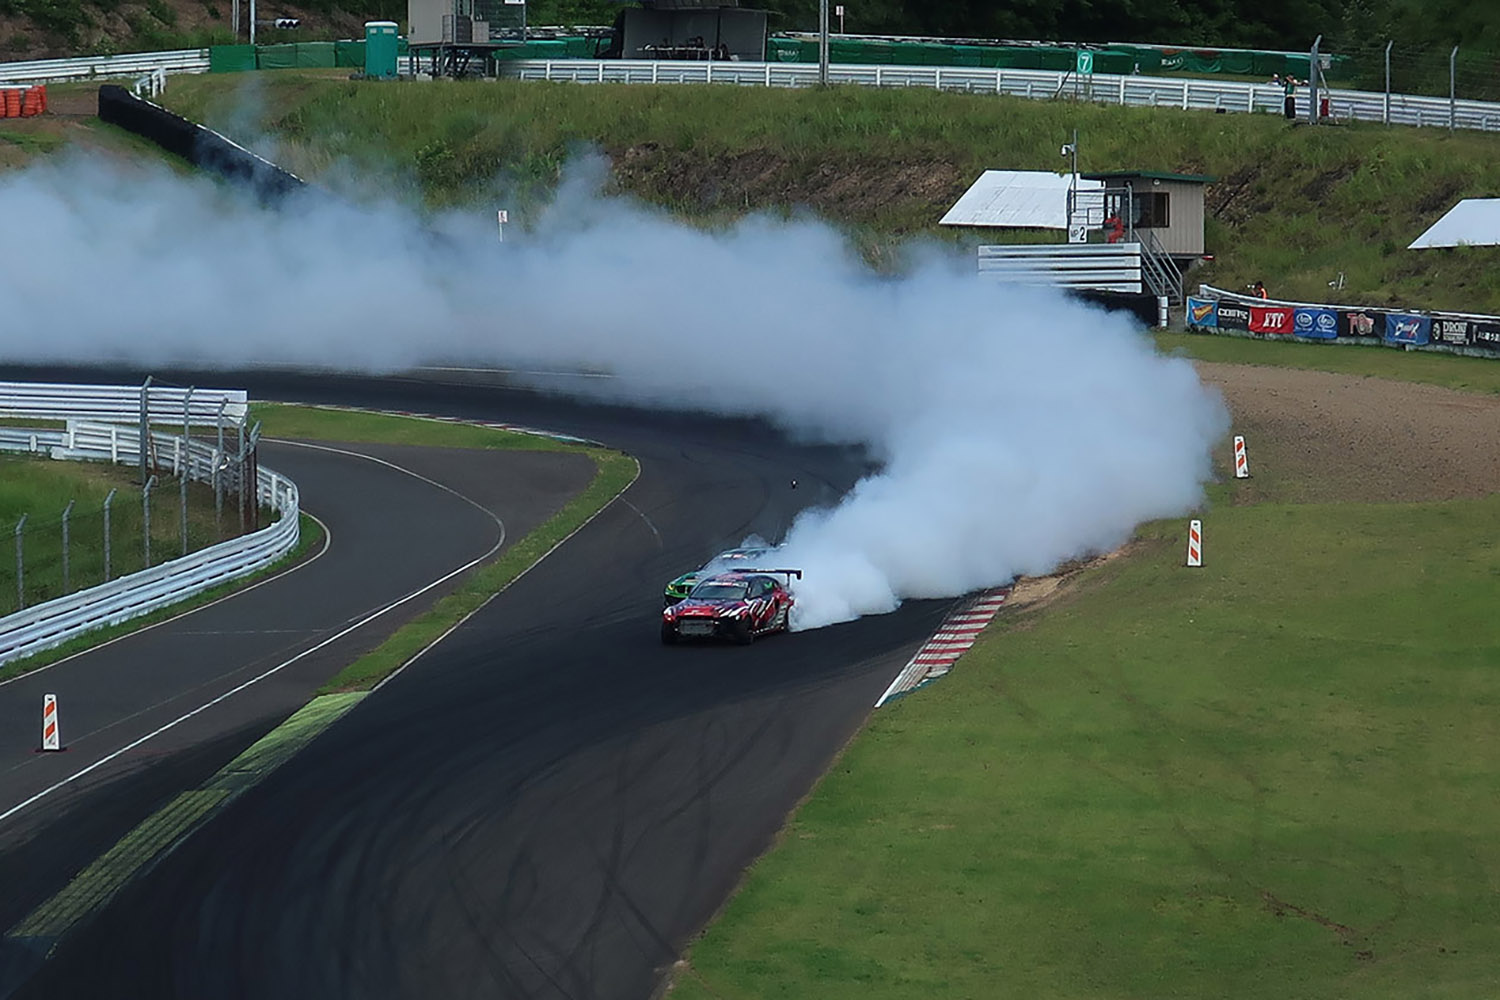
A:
6 692 365 951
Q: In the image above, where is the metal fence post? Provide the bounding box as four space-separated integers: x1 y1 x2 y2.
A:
61 499 75 593
818 0 829 86
138 375 153 485
215 400 227 528
143 475 157 569
181 386 193 557
1384 40 1392 125
1308 35 1322 125
14 514 26 611
104 488 116 582
1450 45 1458 132
237 419 247 535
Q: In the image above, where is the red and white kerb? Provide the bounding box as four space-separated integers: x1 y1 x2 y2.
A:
1233 435 1249 479
41 693 60 751
876 587 1010 706
1186 519 1203 567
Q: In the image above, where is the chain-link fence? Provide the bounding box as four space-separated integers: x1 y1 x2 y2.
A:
0 377 268 619
1329 37 1500 104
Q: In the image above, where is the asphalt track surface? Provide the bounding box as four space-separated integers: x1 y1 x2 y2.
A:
0 369 955 1000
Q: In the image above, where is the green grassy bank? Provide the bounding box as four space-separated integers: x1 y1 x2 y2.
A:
671 492 1500 999
0 453 248 616
155 71 1500 313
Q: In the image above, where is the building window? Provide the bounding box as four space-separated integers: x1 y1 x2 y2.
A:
1134 192 1170 229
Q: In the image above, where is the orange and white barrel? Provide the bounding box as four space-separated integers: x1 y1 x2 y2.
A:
41 694 60 751
1186 519 1203 568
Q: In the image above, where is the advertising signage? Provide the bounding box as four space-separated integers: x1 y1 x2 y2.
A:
1384 313 1431 346
1341 310 1382 339
1186 297 1218 329
1293 307 1338 340
1215 301 1250 331
1249 305 1294 335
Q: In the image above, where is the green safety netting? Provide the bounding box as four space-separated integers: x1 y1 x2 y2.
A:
210 39 409 72
207 35 1349 80
209 44 257 73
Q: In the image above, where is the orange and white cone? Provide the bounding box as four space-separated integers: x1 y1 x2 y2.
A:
1186 519 1203 567
41 694 60 751
1233 435 1250 479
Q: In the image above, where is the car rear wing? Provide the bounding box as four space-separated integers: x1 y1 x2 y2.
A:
740 568 803 581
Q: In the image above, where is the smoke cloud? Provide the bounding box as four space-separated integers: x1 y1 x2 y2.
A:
0 152 1228 629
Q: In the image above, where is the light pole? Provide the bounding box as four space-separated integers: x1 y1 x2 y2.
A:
818 0 829 86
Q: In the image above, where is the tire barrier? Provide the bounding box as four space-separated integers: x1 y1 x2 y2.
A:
96 84 305 205
0 87 45 118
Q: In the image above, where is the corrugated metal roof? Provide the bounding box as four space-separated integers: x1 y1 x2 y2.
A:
1408 198 1500 249
1080 170 1216 184
940 170 1103 229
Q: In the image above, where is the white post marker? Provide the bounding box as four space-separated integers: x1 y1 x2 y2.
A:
497 209 508 242
1233 435 1250 478
1187 519 1203 567
41 694 60 751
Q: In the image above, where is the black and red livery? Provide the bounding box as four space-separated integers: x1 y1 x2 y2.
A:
660 570 799 645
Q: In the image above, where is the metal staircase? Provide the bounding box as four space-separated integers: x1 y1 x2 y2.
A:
1135 229 1184 305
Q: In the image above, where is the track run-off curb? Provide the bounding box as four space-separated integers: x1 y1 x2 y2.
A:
875 587 1011 707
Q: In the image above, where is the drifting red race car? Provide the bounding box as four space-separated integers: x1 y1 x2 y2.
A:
660 569 800 645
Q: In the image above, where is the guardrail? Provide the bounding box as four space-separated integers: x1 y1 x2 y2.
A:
3 46 1494 133
0 48 208 86
0 380 248 426
0 406 298 666
501 59 1500 134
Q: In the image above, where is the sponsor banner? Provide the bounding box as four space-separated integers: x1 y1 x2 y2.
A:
1384 313 1431 346
1341 309 1383 339
1431 317 1474 347
1470 320 1500 352
1186 297 1218 329
1249 305 1294 335
1293 306 1339 340
1215 300 1251 331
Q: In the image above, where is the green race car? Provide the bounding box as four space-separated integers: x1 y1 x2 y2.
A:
663 546 774 607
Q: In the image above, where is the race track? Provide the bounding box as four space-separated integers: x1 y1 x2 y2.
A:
0 370 953 999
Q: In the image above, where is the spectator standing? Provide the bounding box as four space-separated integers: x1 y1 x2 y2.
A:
1283 75 1297 120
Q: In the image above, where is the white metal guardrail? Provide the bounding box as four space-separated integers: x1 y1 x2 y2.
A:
502 59 1500 134
0 381 248 426
0 397 297 666
2 47 1495 132
979 243 1144 293
0 48 208 85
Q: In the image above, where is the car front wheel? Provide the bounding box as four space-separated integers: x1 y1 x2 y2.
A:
729 618 754 646
660 623 678 645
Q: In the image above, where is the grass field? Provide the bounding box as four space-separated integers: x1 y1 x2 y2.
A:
670 493 1500 999
152 71 1500 313
1155 331 1500 396
0 453 252 616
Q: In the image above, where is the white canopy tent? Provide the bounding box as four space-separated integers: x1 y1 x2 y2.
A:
940 170 1105 230
1409 198 1500 249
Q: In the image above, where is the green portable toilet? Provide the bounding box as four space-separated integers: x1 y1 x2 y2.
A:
365 21 399 79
